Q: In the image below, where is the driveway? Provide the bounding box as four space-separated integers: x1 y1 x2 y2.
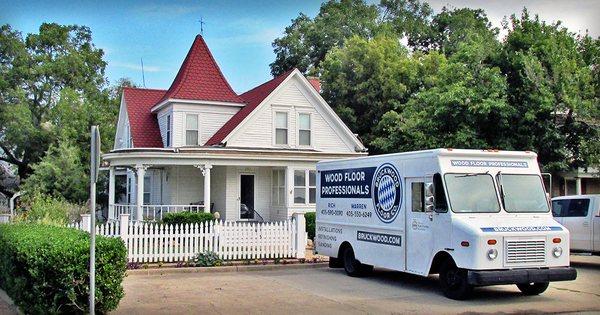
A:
114 255 600 314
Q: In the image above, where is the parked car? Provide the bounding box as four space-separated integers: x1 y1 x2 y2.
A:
552 195 600 254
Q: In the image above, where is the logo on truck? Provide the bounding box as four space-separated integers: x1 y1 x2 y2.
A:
372 163 402 223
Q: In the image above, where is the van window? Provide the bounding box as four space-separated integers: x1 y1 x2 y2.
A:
433 173 448 212
412 182 424 212
552 199 590 217
500 174 549 213
444 173 500 213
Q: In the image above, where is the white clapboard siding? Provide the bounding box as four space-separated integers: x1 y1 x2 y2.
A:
68 219 301 263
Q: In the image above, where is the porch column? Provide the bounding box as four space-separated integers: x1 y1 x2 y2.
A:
135 164 145 221
575 177 582 195
108 167 115 220
202 165 212 213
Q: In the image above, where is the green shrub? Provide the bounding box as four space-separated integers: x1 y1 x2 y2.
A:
191 251 222 267
0 224 127 314
305 211 316 240
161 211 214 225
15 193 87 226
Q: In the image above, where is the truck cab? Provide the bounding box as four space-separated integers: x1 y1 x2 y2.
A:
316 149 577 299
552 195 600 253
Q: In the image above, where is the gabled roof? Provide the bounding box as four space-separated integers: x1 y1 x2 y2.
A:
123 87 166 148
158 35 244 105
205 69 295 146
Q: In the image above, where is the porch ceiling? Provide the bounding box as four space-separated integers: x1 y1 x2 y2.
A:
102 146 365 167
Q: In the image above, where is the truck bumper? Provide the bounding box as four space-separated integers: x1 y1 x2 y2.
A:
467 267 577 286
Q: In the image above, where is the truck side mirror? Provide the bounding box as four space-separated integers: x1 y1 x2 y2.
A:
425 182 435 212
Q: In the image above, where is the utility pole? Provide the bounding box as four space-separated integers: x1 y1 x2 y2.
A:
89 126 101 315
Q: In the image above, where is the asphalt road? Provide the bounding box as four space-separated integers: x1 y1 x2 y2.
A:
114 254 600 315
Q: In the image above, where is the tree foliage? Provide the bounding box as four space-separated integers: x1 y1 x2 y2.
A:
0 23 122 199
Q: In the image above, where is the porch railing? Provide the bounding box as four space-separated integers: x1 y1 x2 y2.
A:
110 204 206 221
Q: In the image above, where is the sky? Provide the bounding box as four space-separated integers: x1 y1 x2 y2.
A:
1 0 598 94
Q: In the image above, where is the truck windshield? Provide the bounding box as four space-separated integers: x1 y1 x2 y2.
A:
500 174 549 213
444 173 500 213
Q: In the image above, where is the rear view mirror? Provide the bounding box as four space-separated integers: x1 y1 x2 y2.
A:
425 182 435 212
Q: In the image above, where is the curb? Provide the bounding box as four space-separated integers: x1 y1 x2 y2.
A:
127 262 329 276
0 288 21 315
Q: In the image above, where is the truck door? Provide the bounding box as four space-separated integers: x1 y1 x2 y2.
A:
593 198 600 252
553 198 593 251
405 177 434 275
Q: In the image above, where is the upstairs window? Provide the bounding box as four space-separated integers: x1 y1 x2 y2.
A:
186 114 199 145
166 115 171 147
275 112 288 145
298 113 311 146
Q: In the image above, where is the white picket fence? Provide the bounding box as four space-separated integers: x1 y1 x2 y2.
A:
69 213 307 263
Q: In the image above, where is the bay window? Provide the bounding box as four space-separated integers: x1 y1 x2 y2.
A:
166 115 171 147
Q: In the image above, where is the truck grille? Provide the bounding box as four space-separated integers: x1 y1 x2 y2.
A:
505 239 546 265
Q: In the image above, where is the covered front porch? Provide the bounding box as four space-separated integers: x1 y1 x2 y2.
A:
103 148 330 222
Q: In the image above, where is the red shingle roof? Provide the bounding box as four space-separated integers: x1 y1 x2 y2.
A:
158 35 243 104
123 87 166 148
205 69 295 145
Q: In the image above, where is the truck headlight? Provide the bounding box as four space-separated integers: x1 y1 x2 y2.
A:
552 246 563 258
487 249 498 260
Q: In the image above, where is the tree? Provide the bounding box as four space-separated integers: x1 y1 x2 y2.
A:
499 10 597 171
320 35 421 150
379 0 434 47
21 141 87 203
0 23 109 197
270 0 379 75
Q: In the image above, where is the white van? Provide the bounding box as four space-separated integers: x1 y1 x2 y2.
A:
316 149 576 299
552 195 600 254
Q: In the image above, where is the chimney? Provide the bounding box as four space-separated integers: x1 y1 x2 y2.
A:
307 76 321 93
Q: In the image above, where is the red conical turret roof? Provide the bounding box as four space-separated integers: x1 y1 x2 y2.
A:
158 35 244 104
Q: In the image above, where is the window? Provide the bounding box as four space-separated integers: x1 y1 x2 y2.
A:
166 115 171 147
411 182 424 212
298 113 311 146
433 173 448 212
272 169 286 206
186 114 199 145
444 173 500 213
294 169 316 204
275 112 288 145
552 199 590 217
126 177 132 204
499 174 549 213
143 175 151 205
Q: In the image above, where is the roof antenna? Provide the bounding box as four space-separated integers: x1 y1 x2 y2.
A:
140 58 146 88
198 16 206 35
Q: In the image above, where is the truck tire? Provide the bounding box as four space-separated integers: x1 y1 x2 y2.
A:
516 282 549 295
342 246 373 277
439 260 472 300
329 257 343 268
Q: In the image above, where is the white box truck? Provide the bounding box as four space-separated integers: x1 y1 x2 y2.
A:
316 149 577 299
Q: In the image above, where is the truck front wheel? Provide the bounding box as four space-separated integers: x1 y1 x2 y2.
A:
516 282 549 295
439 260 472 300
342 246 373 277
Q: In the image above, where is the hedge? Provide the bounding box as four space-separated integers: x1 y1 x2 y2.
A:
0 224 127 314
161 211 214 225
305 212 316 240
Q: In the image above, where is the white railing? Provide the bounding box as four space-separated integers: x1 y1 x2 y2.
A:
110 204 206 221
71 213 307 262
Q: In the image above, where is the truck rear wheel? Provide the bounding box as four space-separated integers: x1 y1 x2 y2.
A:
516 282 549 295
342 246 373 277
439 260 472 300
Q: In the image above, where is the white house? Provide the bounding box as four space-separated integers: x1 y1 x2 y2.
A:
104 35 366 221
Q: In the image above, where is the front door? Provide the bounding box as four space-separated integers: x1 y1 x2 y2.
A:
405 177 434 275
240 174 255 219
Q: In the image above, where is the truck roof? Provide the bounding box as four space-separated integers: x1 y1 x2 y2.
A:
317 148 538 165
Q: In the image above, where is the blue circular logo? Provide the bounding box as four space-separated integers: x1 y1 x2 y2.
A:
372 163 402 223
